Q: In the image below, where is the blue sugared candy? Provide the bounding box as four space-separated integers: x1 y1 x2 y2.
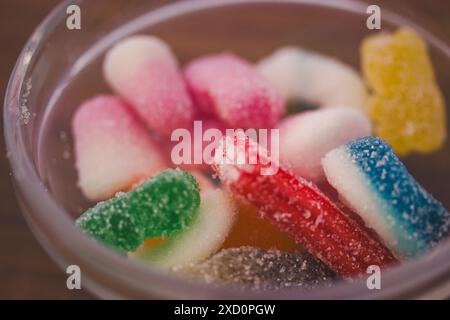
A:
323 136 450 257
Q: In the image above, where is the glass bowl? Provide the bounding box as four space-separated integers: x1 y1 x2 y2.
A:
4 0 450 299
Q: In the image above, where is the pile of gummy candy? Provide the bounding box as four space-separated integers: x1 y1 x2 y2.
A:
73 27 450 291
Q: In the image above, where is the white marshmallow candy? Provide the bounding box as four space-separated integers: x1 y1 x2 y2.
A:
258 47 368 109
278 107 372 182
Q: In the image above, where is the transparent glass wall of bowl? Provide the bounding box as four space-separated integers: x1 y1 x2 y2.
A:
4 0 450 299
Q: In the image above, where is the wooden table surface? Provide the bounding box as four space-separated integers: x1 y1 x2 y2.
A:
0 0 92 300
0 0 449 300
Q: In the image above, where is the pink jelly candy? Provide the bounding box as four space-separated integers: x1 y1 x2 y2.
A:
184 53 284 128
212 132 398 277
103 36 194 137
72 95 166 201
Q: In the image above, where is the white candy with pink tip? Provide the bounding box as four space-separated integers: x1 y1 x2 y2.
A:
184 53 284 129
279 107 371 183
103 35 194 137
72 95 166 201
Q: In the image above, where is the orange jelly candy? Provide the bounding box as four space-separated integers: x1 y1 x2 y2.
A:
221 201 299 252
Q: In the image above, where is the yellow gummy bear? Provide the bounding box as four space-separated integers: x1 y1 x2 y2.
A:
361 28 446 155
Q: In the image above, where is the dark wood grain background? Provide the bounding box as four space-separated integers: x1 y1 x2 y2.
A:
0 0 92 300
0 0 449 299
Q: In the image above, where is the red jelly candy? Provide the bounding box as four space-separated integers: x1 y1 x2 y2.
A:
212 132 398 277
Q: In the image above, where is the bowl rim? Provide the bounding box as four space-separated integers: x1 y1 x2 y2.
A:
4 0 450 299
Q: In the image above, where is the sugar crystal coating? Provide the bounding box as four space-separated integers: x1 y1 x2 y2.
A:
76 169 200 252
184 53 284 128
323 136 450 256
104 35 194 137
184 247 336 291
279 107 371 182
72 95 166 201
212 133 398 277
258 46 367 109
361 28 446 155
133 188 236 267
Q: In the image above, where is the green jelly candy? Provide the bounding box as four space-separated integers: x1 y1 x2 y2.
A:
76 169 200 252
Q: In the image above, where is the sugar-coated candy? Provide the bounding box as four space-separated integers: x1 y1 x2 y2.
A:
72 95 166 201
183 247 336 291
126 170 213 196
361 28 446 155
104 35 194 137
222 201 300 252
279 108 371 182
184 53 284 128
212 132 398 277
126 170 213 251
322 136 450 257
133 188 236 267
76 169 200 252
188 170 216 193
258 47 367 109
